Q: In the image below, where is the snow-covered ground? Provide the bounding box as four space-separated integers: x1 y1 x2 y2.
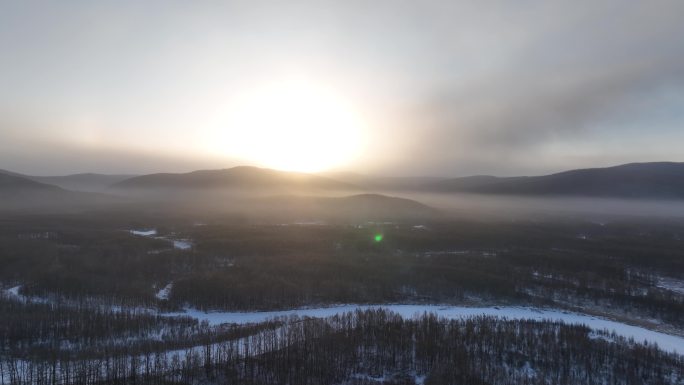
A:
130 229 157 236
155 283 173 300
128 229 192 250
657 277 684 295
172 240 192 250
348 372 426 384
6 285 21 298
166 304 684 355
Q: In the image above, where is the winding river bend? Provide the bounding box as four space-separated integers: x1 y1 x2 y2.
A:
167 304 684 355
4 285 684 355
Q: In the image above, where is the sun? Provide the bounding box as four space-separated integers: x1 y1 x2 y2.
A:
211 79 367 173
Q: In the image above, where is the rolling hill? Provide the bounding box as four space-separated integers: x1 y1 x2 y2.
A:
28 173 135 192
112 166 358 193
0 171 78 209
254 193 437 221
321 171 448 191
0 169 135 192
427 162 684 198
0 172 63 193
6 162 684 206
0 170 117 210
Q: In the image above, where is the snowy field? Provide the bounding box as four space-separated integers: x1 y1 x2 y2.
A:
167 304 684 355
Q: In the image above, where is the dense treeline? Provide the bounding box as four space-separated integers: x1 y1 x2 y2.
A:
169 250 522 310
2 215 684 325
2 309 682 385
169 222 684 325
0 296 280 362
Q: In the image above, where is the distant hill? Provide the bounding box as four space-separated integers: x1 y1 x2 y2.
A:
7 161 684 204
0 169 135 192
0 172 63 192
323 162 684 199
0 171 75 208
29 173 136 192
256 193 436 220
0 170 116 210
424 175 504 192
321 171 448 191
427 162 684 198
113 166 358 193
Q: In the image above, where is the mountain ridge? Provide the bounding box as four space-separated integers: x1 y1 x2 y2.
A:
426 162 684 198
0 169 135 192
112 166 358 192
5 161 684 199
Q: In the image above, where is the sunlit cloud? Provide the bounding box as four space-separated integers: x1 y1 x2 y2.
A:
1 0 683 175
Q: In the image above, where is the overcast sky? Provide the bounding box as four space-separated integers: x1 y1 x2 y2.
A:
1 0 683 176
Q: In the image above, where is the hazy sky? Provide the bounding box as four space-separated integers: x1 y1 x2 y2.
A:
1 0 684 176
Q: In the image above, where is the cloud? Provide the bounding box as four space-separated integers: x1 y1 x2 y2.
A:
2 0 684 176
392 0 684 174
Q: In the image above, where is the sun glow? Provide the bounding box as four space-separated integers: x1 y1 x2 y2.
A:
212 79 367 173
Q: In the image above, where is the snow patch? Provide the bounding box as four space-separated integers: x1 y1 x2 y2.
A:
129 229 157 236
5 285 22 298
657 277 684 295
128 228 192 250
173 240 192 250
155 283 173 300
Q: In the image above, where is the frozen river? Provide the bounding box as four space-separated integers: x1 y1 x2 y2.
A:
167 304 684 355
5 284 684 355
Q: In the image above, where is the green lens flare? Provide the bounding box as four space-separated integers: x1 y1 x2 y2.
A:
374 234 383 242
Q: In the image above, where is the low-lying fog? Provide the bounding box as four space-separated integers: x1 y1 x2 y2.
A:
392 191 684 221
7 184 684 223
